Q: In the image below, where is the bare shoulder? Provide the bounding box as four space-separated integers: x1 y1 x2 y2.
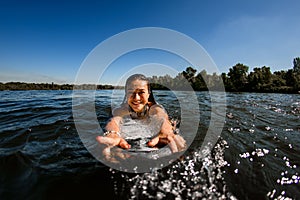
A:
112 104 129 117
149 104 167 116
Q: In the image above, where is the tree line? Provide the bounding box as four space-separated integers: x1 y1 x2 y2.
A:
0 82 116 91
150 57 300 93
1 57 299 93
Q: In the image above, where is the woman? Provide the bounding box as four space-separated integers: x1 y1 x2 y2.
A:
96 74 186 153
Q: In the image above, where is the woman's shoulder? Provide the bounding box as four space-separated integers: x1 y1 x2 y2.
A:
149 103 167 114
112 104 130 117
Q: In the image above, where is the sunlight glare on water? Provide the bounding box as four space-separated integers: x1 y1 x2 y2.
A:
0 91 299 199
110 139 237 200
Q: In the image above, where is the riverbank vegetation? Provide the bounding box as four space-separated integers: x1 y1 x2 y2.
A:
0 82 116 91
150 57 300 93
1 57 299 93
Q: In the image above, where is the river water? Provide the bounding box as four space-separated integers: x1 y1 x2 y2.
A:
0 90 299 199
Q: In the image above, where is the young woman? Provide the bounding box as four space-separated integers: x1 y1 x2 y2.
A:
96 74 186 153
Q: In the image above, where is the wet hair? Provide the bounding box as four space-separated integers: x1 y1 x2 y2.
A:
122 74 156 105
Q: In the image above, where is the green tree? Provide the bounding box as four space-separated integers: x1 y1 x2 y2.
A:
292 57 300 91
193 70 207 91
182 67 197 83
285 69 296 87
273 70 287 87
173 72 190 90
221 73 229 89
293 57 300 73
227 63 249 91
248 66 272 91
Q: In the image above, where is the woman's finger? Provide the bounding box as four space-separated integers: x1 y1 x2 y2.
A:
119 138 131 149
147 136 160 147
173 135 187 151
96 136 119 146
97 136 131 150
148 134 186 153
167 135 178 153
96 136 121 147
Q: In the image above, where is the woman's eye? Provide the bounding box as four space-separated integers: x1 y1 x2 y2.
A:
127 91 146 97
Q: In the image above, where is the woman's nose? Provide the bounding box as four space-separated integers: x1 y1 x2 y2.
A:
133 93 140 99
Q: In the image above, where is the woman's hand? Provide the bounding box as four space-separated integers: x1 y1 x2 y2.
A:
96 133 131 163
100 145 131 163
148 106 187 153
96 133 131 149
147 133 186 153
98 116 131 149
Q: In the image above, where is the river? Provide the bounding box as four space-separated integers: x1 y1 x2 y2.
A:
0 90 299 199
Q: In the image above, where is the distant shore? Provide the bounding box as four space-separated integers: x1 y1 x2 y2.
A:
1 57 300 94
0 82 123 91
0 81 298 94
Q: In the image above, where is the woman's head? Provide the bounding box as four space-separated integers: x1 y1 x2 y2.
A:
124 74 156 112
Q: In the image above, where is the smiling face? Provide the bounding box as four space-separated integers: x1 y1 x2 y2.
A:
126 79 150 113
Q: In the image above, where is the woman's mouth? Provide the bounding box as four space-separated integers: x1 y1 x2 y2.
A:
132 101 141 105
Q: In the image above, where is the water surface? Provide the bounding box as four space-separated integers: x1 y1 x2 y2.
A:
0 90 299 199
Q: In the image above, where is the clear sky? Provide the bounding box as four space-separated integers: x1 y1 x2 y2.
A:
1 0 300 84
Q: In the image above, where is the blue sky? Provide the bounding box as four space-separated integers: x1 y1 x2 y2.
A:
1 0 300 84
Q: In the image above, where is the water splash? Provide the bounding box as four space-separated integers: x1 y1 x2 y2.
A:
110 139 236 199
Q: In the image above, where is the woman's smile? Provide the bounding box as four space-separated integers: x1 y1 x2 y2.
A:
127 80 150 112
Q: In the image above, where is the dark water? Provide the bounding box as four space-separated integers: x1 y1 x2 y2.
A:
0 90 299 199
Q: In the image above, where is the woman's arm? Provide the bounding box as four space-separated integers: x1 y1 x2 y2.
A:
105 116 122 133
96 107 131 149
147 105 186 152
105 105 128 134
